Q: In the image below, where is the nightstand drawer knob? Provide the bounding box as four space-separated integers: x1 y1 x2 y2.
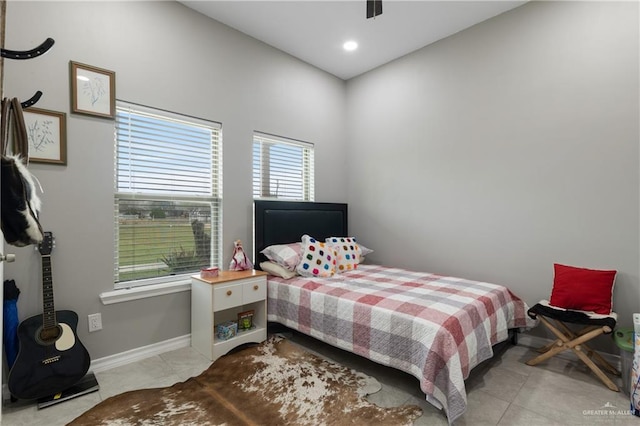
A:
253 285 259 291
226 290 232 296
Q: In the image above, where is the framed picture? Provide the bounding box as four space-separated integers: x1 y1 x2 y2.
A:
23 108 67 165
70 61 115 118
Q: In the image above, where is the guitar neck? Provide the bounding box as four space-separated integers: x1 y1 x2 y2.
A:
41 254 57 330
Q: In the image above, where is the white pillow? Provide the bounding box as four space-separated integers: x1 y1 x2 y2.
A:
359 244 373 257
325 237 361 273
296 235 337 278
260 242 303 271
260 261 297 279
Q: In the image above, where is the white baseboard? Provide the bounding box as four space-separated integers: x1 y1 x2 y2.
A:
517 333 622 369
2 332 623 402
90 334 191 373
2 335 191 403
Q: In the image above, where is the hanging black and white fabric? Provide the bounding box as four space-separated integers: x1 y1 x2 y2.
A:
1 97 43 246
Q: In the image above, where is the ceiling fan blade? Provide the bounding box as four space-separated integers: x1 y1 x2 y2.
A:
366 0 382 19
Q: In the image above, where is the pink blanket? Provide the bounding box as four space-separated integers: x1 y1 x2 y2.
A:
267 264 536 423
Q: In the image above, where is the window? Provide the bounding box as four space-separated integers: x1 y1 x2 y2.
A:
253 132 314 201
114 102 222 289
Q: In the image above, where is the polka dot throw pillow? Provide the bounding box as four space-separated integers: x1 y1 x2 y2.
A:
296 235 337 278
326 237 361 273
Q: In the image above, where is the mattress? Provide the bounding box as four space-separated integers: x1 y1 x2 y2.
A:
266 264 536 423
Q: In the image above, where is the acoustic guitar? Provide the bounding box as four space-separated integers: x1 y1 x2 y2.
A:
8 232 90 400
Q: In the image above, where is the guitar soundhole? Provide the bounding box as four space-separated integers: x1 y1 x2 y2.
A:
38 325 62 345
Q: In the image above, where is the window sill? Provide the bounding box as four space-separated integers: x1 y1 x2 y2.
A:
100 278 192 305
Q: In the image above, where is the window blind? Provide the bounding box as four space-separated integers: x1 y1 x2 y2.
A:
253 132 314 201
114 102 222 288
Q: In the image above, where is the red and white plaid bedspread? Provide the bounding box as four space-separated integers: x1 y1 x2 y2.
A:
267 264 536 423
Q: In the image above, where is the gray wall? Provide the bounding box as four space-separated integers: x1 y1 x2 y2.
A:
346 0 639 348
3 1 347 359
3 0 639 361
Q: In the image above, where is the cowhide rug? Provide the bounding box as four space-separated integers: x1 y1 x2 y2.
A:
68 336 422 425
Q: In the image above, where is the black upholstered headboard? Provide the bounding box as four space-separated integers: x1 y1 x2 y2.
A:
254 201 348 268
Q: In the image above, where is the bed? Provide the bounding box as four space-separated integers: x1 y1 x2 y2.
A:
254 200 536 424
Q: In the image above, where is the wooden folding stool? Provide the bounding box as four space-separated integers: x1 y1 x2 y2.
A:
526 302 620 392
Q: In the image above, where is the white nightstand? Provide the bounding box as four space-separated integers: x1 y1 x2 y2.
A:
191 270 267 361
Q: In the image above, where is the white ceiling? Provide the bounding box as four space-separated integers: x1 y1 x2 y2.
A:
180 0 528 80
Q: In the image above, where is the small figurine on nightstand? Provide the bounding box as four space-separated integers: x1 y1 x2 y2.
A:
229 239 253 271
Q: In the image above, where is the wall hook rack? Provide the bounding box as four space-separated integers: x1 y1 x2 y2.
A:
1 38 55 60
20 91 42 109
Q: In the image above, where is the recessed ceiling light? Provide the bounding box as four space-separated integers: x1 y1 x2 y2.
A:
343 41 358 52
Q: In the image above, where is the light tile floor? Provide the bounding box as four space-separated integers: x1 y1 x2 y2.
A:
3 330 637 425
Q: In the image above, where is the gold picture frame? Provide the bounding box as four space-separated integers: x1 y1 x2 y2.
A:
70 61 115 119
23 107 67 165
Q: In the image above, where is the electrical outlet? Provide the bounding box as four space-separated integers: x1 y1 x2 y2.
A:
88 313 102 332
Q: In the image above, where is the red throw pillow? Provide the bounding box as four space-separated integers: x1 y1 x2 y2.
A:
549 263 616 315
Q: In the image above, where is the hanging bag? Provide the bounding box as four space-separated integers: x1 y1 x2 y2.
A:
3 279 21 369
1 98 43 246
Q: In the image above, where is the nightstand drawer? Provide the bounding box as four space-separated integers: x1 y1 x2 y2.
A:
213 282 243 311
242 278 266 304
